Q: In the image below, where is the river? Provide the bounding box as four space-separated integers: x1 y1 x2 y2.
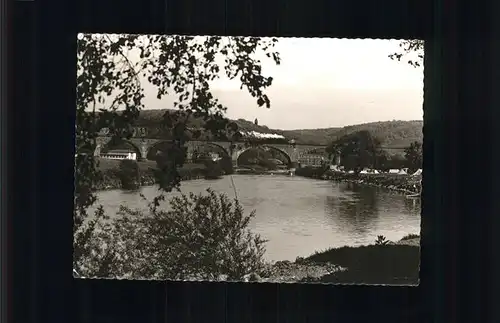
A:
94 174 421 262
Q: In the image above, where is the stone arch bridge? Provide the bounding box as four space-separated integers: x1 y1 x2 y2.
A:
95 136 329 167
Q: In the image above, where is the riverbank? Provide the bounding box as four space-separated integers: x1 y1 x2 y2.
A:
255 234 420 284
295 167 421 195
95 159 293 190
234 165 292 176
95 159 209 191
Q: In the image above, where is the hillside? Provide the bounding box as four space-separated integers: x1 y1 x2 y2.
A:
132 109 423 148
281 120 423 147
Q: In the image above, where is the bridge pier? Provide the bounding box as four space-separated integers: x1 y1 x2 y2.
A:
94 144 102 157
139 142 148 161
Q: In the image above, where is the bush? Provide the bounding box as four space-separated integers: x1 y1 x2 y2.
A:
75 189 269 281
178 164 206 180
219 156 234 175
145 189 268 280
73 204 154 279
203 159 224 179
375 235 390 245
295 166 327 178
117 159 140 189
257 157 278 170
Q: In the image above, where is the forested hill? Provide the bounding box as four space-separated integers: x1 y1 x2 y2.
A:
134 109 423 148
281 120 423 147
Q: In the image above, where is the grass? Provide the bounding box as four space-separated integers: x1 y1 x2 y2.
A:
304 244 420 285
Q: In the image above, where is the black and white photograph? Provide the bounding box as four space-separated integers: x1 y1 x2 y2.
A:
74 34 423 285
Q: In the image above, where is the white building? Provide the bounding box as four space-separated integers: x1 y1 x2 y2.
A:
100 150 137 161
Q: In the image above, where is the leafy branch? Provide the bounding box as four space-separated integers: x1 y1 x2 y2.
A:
388 39 424 68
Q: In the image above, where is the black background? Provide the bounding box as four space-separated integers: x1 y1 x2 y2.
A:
9 0 499 321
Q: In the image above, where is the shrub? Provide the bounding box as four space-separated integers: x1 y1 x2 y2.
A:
117 159 140 189
257 157 278 170
178 164 206 180
219 156 234 175
75 189 269 281
73 205 154 279
144 189 268 280
375 235 390 245
294 166 327 178
203 159 224 179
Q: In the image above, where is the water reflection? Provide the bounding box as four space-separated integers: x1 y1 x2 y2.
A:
403 197 421 214
325 183 379 235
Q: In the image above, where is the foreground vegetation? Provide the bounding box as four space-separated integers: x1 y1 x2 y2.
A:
74 189 270 280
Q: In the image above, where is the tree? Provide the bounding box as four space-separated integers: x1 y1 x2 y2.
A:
404 141 423 172
74 34 281 277
117 159 140 189
219 156 234 175
327 131 382 173
203 159 224 180
388 39 424 68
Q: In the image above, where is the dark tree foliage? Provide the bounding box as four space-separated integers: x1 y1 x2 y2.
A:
203 159 224 180
118 159 140 189
404 141 423 172
74 33 281 277
219 156 235 175
326 131 383 173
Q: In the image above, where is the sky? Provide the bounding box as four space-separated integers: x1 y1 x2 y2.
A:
86 36 424 130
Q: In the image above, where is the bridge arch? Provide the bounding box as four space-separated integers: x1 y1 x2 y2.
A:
236 145 292 167
99 139 142 157
189 142 231 164
146 140 231 162
146 140 177 161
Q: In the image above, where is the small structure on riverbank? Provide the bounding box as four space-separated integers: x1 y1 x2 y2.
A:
388 168 409 175
100 150 137 161
411 169 422 176
360 168 380 174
